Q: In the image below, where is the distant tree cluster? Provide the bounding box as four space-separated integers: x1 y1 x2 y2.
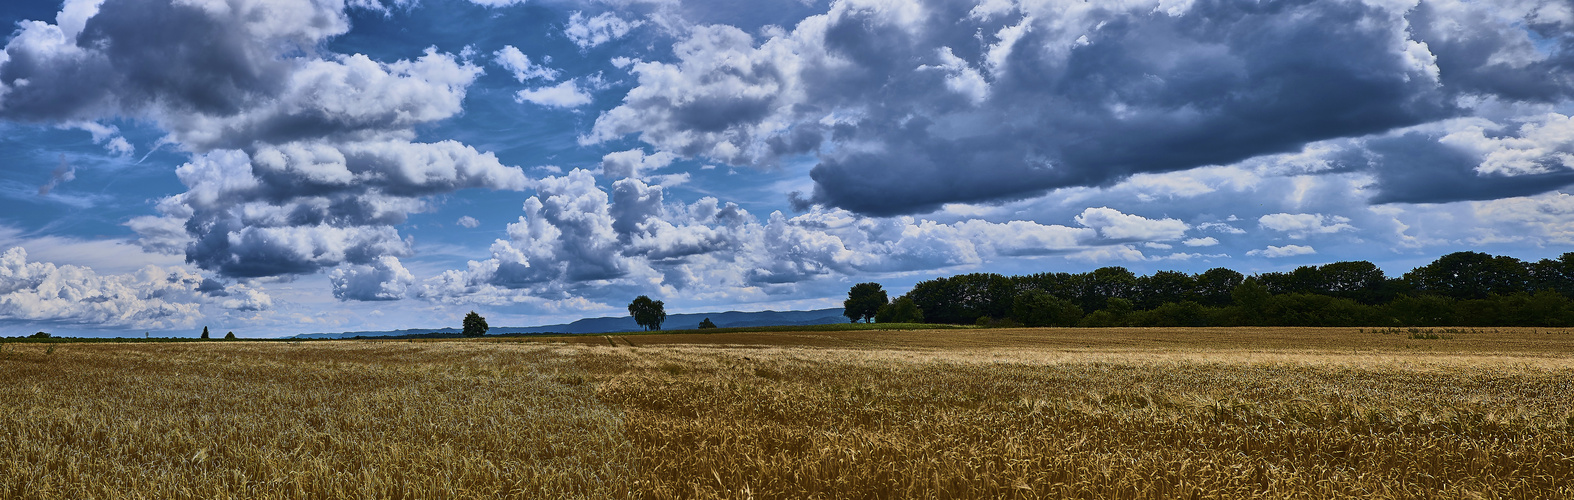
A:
854 251 1574 327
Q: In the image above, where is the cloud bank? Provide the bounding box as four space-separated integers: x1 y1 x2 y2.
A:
586 0 1574 215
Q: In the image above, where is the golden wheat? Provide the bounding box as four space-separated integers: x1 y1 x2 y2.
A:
3 328 1571 498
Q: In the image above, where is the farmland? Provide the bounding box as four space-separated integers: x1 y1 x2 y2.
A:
3 327 1572 498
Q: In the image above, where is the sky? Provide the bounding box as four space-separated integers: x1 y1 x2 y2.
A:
0 0 1572 337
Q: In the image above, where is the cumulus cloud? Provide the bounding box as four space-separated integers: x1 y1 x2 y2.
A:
584 0 1574 215
565 11 644 49
1074 207 1189 242
457 216 480 228
464 0 527 7
1247 245 1317 258
1197 222 1248 235
0 246 228 329
330 255 415 301
600 148 677 179
1183 237 1220 247
1441 113 1574 176
515 80 595 108
422 174 1195 303
61 121 133 156
1258 213 1356 239
494 45 559 82
0 0 528 281
1471 191 1574 245
130 140 527 277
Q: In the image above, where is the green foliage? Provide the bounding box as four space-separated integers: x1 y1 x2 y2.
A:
908 273 1014 324
698 318 717 329
876 296 925 324
1011 290 1083 327
861 251 1574 328
224 331 237 339
462 311 489 337
30 332 51 339
628 296 666 331
201 326 210 339
1404 251 1530 300
843 283 889 323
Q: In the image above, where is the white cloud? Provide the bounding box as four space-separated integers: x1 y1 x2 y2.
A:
1471 191 1574 245
1183 237 1220 247
515 80 594 108
1258 213 1355 239
133 141 527 278
420 176 1215 305
565 11 644 49
1074 207 1190 241
493 45 559 82
600 148 678 179
330 256 415 301
1441 113 1574 176
0 247 208 329
464 0 527 7
1247 245 1317 258
457 216 480 228
1197 222 1248 235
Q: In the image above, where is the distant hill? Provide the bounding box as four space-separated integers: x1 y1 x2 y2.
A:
291 308 847 339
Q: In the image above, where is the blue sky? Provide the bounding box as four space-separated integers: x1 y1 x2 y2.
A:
1 0 1572 337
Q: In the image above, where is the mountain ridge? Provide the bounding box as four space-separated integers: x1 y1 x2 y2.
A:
291 308 847 339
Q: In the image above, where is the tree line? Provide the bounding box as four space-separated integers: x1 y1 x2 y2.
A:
844 251 1574 327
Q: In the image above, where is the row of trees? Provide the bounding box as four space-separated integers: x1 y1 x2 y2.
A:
845 251 1574 327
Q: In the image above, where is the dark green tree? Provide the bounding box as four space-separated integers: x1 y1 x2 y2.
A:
224 331 236 339
843 282 889 323
1193 268 1245 307
1529 253 1574 296
875 296 925 323
1011 290 1084 327
200 326 210 339
698 318 718 329
1230 278 1272 325
1404 251 1530 299
1086 266 1138 311
1135 270 1196 309
628 296 666 331
462 311 489 337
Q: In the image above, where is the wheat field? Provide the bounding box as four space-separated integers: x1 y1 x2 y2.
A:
2 328 1572 498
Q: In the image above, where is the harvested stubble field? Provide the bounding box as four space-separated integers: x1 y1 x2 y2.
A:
2 328 1573 499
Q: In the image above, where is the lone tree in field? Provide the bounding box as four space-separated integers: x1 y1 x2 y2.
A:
843 282 888 323
462 311 489 337
628 296 666 331
224 331 236 339
698 318 717 329
201 326 210 339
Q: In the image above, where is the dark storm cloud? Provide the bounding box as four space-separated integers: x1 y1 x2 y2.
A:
1407 1 1574 103
1363 133 1574 204
0 0 338 123
590 0 1573 216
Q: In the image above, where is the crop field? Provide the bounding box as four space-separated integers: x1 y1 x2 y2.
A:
2 327 1572 499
